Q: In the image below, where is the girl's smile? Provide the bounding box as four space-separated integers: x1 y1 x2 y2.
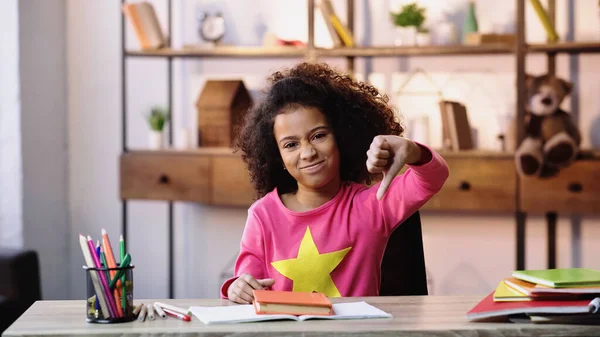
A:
300 160 325 173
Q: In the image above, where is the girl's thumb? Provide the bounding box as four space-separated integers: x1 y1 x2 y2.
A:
258 278 275 287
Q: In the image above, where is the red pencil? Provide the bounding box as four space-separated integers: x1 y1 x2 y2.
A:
163 308 191 322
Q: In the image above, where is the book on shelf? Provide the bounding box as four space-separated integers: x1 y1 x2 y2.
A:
439 100 474 152
528 0 559 42
316 0 343 47
122 1 167 50
464 33 515 46
320 0 354 47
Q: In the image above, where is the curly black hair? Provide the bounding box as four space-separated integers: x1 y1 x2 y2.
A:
234 62 403 199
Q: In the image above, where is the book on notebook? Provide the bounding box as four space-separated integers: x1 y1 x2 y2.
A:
494 281 531 302
528 312 600 324
253 290 332 316
502 278 593 300
512 268 600 288
467 292 600 322
188 301 392 324
531 284 600 295
504 277 537 296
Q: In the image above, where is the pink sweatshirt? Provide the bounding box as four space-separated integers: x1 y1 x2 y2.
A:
220 145 449 298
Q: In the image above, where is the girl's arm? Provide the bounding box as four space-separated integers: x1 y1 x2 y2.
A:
355 138 449 236
219 211 268 298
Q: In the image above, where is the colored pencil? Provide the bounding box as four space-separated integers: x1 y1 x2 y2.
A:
153 302 167 319
163 308 191 322
87 235 119 318
138 304 147 322
133 302 144 317
120 234 127 314
100 248 110 280
146 304 155 321
154 302 189 316
101 229 124 317
79 234 111 318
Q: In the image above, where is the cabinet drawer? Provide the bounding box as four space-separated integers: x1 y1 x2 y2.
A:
520 160 600 214
423 157 516 212
120 153 211 202
211 155 255 206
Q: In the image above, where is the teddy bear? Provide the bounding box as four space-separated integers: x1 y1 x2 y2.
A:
515 73 581 178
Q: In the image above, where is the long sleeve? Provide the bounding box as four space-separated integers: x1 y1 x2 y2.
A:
219 211 267 298
353 143 449 236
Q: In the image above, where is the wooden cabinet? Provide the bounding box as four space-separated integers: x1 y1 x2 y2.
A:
422 154 516 212
120 149 255 206
120 151 212 203
211 154 255 206
520 160 600 214
120 149 600 213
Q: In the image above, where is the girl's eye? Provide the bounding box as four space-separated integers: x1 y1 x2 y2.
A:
313 133 326 140
283 142 297 149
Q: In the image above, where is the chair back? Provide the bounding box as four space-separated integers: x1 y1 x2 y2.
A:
379 211 428 296
0 248 42 333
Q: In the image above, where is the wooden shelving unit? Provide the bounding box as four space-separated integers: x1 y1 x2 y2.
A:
125 41 600 59
120 0 600 298
125 46 307 58
528 41 600 53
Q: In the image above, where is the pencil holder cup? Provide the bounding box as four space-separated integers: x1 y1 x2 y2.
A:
83 264 136 323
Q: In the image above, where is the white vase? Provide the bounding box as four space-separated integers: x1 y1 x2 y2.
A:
435 21 458 45
394 26 417 46
416 32 432 46
148 130 163 150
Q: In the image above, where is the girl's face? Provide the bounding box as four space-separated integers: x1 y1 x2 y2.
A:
273 106 341 192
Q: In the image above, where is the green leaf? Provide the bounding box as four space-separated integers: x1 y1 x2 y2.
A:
146 106 170 131
390 3 426 28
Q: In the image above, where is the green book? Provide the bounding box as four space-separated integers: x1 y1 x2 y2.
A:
512 268 600 288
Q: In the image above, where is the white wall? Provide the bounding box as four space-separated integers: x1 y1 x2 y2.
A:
0 0 23 248
19 0 70 300
64 0 600 301
0 0 71 300
66 0 122 300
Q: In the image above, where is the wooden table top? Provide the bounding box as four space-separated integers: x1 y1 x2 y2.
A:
3 295 599 336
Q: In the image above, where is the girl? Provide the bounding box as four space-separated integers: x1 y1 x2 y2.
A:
221 62 449 303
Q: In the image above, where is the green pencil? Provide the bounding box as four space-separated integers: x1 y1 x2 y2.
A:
110 254 131 289
120 235 127 314
100 250 110 281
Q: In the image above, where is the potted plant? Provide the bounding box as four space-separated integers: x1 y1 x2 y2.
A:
146 106 169 149
390 3 427 46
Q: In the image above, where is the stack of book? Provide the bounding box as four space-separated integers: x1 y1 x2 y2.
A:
467 268 600 324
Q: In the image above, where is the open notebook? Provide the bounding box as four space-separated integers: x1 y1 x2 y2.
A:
188 301 392 324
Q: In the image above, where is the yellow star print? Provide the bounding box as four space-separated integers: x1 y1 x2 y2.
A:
271 227 351 297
